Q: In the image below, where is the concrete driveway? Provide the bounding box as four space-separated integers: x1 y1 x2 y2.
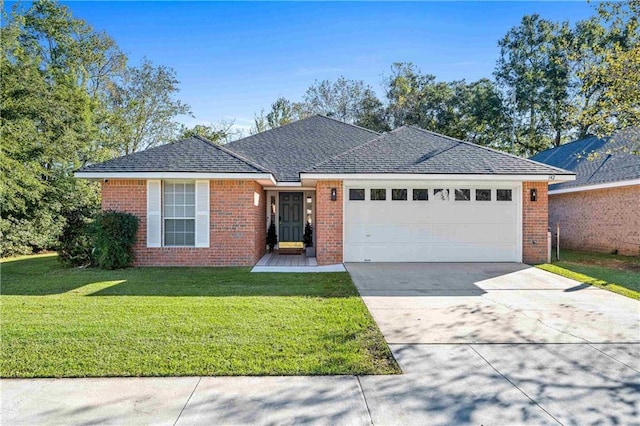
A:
347 262 640 425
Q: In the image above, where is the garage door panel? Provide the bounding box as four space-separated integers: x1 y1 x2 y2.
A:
344 242 519 262
346 223 516 245
344 183 521 262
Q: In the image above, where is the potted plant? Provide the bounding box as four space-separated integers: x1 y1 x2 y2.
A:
266 220 278 253
303 222 315 257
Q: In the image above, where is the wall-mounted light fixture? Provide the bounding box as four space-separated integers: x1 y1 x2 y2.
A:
530 188 537 202
330 188 337 201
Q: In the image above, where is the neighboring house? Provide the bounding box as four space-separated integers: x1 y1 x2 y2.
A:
76 115 574 266
531 129 640 256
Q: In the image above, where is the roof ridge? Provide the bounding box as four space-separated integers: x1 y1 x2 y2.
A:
406 125 573 175
304 127 404 173
315 114 382 135
192 135 273 173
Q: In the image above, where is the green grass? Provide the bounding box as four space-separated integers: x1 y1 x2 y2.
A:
0 254 399 378
537 249 640 300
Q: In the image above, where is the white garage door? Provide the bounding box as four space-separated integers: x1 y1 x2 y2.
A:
344 183 521 262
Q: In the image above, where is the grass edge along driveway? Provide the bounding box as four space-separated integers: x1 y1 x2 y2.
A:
0 254 400 378
536 249 640 300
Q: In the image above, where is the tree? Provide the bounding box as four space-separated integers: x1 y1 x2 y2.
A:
495 15 573 155
576 1 640 137
1 0 121 255
266 97 299 128
301 76 388 130
178 119 241 144
104 59 191 154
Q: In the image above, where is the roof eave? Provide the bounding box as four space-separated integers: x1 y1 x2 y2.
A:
74 171 277 186
300 172 576 184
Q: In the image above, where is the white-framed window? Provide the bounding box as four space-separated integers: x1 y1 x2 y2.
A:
163 181 196 246
146 180 209 248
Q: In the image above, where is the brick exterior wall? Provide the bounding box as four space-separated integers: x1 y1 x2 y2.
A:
315 180 343 265
522 181 549 264
549 184 640 256
101 179 266 266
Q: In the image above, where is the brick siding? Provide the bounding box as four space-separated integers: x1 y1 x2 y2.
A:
522 181 549 264
549 184 640 256
101 179 266 266
315 181 343 265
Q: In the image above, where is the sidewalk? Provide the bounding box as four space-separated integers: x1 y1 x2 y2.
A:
4 343 638 425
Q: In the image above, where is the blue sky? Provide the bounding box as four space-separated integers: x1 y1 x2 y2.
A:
12 1 598 132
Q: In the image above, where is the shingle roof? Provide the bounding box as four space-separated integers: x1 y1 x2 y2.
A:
530 128 640 190
77 135 269 174
306 126 573 176
226 114 379 181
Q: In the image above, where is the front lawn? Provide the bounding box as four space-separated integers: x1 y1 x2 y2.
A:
0 254 399 378
536 249 640 300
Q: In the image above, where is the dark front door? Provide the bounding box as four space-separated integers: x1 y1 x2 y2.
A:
279 192 303 242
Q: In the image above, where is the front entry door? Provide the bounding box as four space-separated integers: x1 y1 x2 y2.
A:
279 192 303 242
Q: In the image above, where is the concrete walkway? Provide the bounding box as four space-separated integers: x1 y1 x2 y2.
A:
2 263 639 425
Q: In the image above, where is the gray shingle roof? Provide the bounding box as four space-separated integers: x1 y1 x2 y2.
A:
530 128 640 190
78 135 269 174
307 126 573 176
226 115 379 181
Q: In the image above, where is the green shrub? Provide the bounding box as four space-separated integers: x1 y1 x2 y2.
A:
92 211 139 269
0 213 63 257
57 209 95 267
266 220 278 252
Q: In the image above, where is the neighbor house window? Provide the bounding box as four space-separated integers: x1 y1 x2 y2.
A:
370 189 386 201
454 189 471 201
349 189 365 201
413 189 428 201
476 189 491 201
163 182 196 246
392 189 407 201
433 188 449 201
497 189 512 201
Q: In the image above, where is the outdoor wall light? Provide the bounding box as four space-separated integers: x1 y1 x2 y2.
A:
330 188 337 201
530 188 537 202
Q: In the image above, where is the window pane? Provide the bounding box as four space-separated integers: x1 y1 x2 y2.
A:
164 205 174 217
370 189 386 201
476 189 491 201
185 231 195 246
186 219 195 232
413 189 428 201
174 206 185 218
174 232 185 246
175 193 185 205
433 188 449 201
184 183 195 194
455 189 471 201
185 206 195 217
165 220 175 232
392 189 407 201
185 192 195 205
349 189 365 201
497 189 512 201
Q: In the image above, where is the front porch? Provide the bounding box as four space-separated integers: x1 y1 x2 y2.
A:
252 251 345 273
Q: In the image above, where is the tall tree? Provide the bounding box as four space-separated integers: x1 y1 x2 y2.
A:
495 15 573 154
265 97 299 128
576 1 640 137
104 59 191 154
178 119 241 144
301 76 387 130
1 0 124 255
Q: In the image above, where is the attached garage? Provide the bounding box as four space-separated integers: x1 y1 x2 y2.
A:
344 182 522 262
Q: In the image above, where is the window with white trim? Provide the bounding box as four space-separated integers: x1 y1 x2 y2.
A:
163 182 196 246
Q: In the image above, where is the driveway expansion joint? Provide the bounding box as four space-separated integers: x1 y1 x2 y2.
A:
468 344 564 426
356 376 374 426
173 376 201 426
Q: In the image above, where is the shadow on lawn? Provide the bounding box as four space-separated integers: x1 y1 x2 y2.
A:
1 255 355 297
